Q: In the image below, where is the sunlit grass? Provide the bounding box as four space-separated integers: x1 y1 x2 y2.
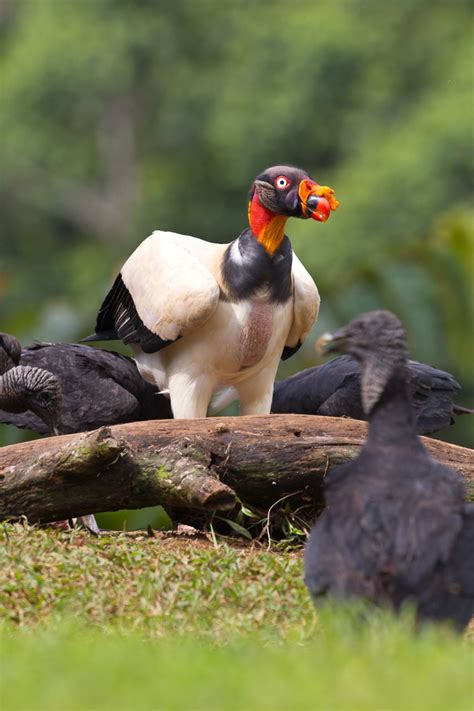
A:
1 523 472 711
0 523 312 640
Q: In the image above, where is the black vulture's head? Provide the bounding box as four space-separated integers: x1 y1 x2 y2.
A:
248 165 339 254
16 366 62 435
317 310 409 414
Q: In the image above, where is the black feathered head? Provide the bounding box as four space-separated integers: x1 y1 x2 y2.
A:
317 310 409 414
10 366 62 435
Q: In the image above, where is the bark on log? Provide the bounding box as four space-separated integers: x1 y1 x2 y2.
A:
0 415 472 525
0 426 236 523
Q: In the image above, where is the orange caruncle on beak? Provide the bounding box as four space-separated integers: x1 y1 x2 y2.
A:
298 179 340 222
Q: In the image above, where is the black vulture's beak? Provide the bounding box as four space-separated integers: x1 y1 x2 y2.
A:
315 329 348 356
43 412 61 437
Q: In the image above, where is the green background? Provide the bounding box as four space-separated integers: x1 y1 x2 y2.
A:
1 0 473 458
1 7 472 703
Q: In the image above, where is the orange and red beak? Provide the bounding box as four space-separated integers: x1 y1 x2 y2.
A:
298 179 340 222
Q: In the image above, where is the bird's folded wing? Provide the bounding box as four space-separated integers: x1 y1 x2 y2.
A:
95 232 221 354
283 252 320 358
345 466 466 588
391 468 466 587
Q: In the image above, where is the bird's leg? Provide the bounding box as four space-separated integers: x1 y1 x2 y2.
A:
44 515 100 535
70 515 101 535
168 374 214 419
237 375 275 415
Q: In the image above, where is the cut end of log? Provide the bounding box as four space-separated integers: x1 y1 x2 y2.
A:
189 477 237 512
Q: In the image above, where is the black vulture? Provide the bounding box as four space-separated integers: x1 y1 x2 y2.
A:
1 339 469 439
0 363 61 435
0 334 63 429
272 355 472 435
0 337 100 534
0 342 172 435
303 310 474 631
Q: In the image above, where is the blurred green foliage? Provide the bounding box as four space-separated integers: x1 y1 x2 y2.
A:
1 0 473 453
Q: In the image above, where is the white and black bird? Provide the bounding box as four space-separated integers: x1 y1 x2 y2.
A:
304 311 474 631
84 166 339 418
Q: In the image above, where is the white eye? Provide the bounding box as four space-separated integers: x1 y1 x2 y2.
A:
275 176 290 190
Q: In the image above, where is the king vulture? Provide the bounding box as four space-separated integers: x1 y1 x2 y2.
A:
85 166 339 418
304 311 474 631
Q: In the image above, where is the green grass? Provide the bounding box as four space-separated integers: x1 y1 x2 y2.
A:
0 524 311 639
2 619 473 711
1 523 473 711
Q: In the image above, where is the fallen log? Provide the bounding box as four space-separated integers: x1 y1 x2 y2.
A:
0 426 236 523
0 415 472 525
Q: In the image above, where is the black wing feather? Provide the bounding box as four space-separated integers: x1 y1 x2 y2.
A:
281 341 302 361
85 274 174 354
272 356 470 435
0 342 173 434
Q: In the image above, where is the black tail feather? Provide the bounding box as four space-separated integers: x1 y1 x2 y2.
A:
453 404 474 416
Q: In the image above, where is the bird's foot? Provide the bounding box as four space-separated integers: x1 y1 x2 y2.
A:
68 515 101 536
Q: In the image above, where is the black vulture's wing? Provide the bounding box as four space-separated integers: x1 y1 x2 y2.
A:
20 344 141 433
272 355 362 416
407 360 464 434
0 409 47 435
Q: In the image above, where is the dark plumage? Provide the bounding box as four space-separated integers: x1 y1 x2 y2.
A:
0 333 22 374
0 333 62 436
272 354 472 435
0 365 61 435
0 342 172 435
88 273 171 354
222 231 293 304
0 335 104 534
1 338 469 439
304 311 474 631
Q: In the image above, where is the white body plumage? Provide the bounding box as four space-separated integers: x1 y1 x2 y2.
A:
120 230 319 418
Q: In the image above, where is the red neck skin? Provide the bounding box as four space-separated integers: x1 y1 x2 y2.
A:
248 192 287 255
